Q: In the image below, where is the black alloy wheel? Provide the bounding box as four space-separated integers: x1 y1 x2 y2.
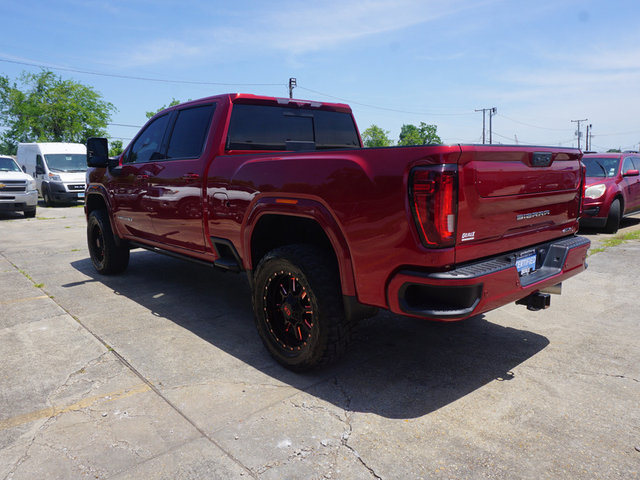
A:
263 271 315 353
252 244 353 371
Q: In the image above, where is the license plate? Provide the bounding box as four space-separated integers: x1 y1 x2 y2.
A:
77 192 85 198
516 253 537 276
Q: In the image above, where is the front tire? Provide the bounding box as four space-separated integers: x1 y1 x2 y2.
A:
24 207 36 218
252 245 353 371
87 209 130 274
604 199 621 234
42 186 55 207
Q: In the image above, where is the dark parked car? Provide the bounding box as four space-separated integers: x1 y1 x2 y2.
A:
580 153 640 233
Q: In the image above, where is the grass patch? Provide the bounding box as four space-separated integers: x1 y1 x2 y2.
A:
589 229 640 256
17 268 44 289
18 269 34 282
36 216 55 220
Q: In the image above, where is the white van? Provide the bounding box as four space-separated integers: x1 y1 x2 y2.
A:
17 143 87 206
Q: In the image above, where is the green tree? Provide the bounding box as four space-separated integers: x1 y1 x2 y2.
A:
362 124 393 147
0 71 115 155
145 98 182 119
398 122 442 146
109 139 124 157
607 148 621 153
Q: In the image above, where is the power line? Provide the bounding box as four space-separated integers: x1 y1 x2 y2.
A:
497 113 572 132
493 130 577 146
297 86 475 117
0 57 285 87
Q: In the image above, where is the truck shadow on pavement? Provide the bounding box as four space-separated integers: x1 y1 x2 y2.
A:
71 250 549 420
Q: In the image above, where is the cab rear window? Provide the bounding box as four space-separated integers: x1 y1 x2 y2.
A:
226 104 360 151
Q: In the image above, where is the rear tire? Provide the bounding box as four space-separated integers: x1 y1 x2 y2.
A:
252 245 353 371
604 199 621 234
87 209 130 274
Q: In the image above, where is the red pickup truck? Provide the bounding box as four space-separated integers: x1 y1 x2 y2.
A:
85 93 590 370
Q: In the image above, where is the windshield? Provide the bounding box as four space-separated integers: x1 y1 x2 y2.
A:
44 153 87 172
0 157 21 172
583 157 620 178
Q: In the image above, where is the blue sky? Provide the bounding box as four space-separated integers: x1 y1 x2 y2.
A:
1 0 639 151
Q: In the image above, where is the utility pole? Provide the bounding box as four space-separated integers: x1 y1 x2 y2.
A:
475 108 486 144
489 107 497 144
585 124 592 151
288 78 297 99
475 107 497 144
571 118 588 150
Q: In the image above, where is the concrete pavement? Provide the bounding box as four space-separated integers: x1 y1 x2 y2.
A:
1 205 639 479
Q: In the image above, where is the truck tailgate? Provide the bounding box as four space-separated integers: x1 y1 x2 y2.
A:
455 145 582 264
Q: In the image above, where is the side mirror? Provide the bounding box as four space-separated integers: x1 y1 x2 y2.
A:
623 169 639 177
87 137 109 168
35 165 44 175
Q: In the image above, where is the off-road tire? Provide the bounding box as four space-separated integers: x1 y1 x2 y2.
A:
87 209 130 274
252 244 353 371
604 199 621 234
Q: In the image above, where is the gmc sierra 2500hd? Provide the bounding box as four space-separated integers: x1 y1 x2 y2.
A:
85 93 590 370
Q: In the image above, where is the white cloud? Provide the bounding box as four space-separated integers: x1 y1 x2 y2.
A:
119 39 203 67
115 0 494 66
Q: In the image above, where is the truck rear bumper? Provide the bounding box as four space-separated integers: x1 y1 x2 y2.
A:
387 235 590 321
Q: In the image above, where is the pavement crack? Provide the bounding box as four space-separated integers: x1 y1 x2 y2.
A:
3 436 37 480
604 373 639 383
49 351 110 399
2 415 57 480
333 378 383 480
21 292 259 479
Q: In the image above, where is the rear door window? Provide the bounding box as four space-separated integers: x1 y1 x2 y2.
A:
166 104 215 159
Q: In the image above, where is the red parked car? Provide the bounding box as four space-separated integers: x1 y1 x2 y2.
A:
580 152 640 233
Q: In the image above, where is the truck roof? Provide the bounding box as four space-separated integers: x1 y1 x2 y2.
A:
158 93 353 115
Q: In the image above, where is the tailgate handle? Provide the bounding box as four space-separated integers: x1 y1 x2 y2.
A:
531 152 552 167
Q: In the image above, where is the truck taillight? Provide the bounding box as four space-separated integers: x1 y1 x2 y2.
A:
410 165 457 248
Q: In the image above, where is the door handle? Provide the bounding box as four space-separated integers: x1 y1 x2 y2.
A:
182 173 200 180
